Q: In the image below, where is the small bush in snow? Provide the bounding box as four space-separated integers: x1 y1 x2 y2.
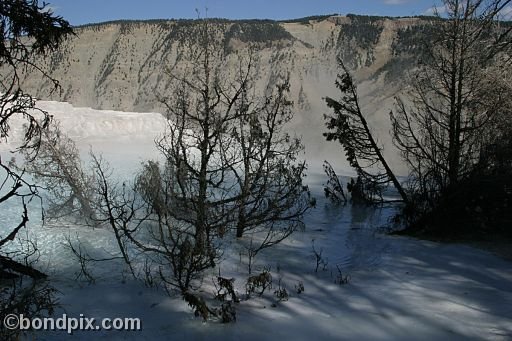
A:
246 268 273 297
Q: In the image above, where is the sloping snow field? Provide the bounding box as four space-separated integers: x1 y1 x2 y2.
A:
1 101 511 340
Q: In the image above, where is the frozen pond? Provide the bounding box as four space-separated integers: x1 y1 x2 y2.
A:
0 169 400 281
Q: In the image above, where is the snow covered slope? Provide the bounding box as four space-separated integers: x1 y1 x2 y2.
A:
33 188 512 341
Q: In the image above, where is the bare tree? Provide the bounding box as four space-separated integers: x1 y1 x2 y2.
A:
154 19 244 280
390 0 512 218
0 0 72 277
229 74 312 270
154 19 309 276
20 121 97 225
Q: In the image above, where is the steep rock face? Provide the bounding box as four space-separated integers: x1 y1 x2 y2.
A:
21 15 431 173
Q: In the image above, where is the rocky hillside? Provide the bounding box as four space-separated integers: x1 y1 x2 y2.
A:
21 15 435 173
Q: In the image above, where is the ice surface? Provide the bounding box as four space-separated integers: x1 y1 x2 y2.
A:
1 101 510 340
